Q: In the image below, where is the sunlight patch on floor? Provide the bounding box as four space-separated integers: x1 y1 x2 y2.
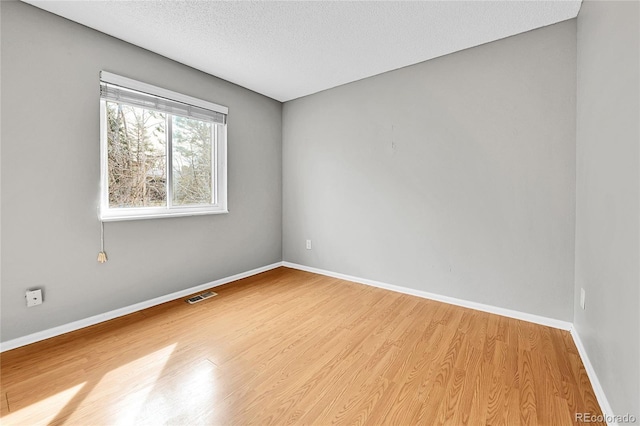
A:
132 358 220 424
3 383 86 426
66 343 177 425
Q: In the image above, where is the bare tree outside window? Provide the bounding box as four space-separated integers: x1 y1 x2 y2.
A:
106 102 167 208
172 116 213 206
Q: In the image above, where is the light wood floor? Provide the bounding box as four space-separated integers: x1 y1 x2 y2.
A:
1 267 603 425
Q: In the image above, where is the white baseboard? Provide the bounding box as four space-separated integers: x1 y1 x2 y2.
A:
570 327 618 426
0 262 284 352
282 261 573 331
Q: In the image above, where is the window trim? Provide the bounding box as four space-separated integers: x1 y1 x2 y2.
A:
99 72 228 222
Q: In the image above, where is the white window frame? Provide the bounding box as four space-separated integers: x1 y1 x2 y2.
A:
99 71 228 221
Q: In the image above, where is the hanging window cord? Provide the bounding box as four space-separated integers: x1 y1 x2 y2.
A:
97 221 108 263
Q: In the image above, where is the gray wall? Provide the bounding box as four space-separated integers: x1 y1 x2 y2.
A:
283 21 577 321
0 1 282 342
575 0 639 418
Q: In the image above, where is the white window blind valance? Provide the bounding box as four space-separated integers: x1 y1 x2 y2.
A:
100 71 227 125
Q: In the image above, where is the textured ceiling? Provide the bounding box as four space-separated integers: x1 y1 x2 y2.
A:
24 1 581 102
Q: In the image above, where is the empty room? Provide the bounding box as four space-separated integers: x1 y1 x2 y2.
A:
1 0 638 424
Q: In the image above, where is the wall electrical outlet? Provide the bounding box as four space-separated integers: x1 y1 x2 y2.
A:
306 239 312 250
580 288 586 310
26 289 43 307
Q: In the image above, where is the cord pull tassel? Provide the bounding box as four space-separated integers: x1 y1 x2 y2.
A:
97 251 108 263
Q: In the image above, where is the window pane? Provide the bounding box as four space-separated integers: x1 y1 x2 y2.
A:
106 102 167 208
172 116 213 206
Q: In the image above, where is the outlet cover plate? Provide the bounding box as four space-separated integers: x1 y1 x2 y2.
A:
26 289 43 307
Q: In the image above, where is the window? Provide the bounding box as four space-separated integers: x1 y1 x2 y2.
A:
99 71 227 221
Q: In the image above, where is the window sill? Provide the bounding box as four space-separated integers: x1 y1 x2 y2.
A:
100 208 229 222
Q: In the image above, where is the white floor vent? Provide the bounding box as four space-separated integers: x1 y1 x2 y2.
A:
186 291 218 304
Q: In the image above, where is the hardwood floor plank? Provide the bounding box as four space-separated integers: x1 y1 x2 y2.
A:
440 342 482 425
485 340 510 425
518 348 538 425
410 319 466 425
0 267 604 425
